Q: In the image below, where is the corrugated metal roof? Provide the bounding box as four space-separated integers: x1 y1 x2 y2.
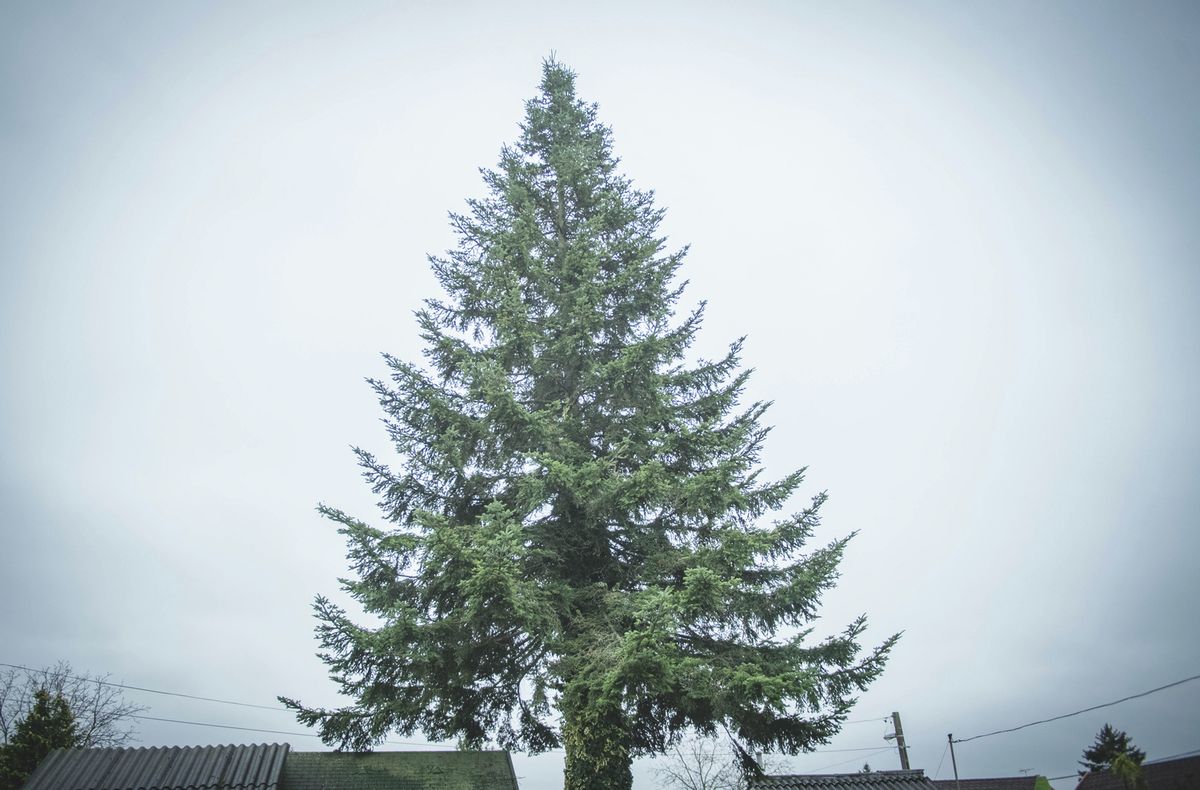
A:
21 743 290 790
753 769 938 790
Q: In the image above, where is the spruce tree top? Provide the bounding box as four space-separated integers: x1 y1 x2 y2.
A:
282 60 896 784
1079 724 1146 774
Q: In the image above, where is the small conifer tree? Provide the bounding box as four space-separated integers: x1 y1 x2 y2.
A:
0 689 77 790
1079 724 1146 775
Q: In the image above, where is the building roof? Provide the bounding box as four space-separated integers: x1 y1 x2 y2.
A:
1076 754 1200 790
280 751 519 790
933 777 1047 790
752 769 938 790
21 743 290 790
19 746 520 790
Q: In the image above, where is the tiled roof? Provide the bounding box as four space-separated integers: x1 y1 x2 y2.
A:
933 777 1043 790
280 751 519 790
1076 754 1200 790
752 769 938 790
21 743 290 790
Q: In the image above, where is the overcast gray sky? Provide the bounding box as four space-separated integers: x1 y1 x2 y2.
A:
2 2 1198 788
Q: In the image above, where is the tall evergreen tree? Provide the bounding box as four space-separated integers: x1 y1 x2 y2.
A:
0 688 77 790
1079 724 1146 775
281 60 897 790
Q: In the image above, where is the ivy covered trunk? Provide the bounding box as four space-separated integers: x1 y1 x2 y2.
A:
562 684 632 790
281 60 899 788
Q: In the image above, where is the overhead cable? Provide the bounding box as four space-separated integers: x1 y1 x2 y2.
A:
933 742 949 779
133 714 459 749
809 747 896 773
0 661 283 712
953 672 1200 744
3 659 915 756
1045 748 1200 781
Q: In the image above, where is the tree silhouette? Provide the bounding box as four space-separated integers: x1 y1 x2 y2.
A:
0 688 77 790
1079 724 1146 775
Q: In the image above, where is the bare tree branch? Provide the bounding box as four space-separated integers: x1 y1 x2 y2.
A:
0 662 146 748
656 736 745 790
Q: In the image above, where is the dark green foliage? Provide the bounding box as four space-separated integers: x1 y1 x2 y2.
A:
282 59 897 790
1079 724 1146 775
0 689 77 790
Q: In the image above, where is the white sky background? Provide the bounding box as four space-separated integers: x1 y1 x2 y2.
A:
2 2 1199 788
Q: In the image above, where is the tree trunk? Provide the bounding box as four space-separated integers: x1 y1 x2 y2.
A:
562 692 632 790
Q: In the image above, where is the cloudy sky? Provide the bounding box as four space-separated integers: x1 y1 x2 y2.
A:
2 2 1198 788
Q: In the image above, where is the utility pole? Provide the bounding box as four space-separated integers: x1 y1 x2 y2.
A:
948 734 961 790
891 712 911 770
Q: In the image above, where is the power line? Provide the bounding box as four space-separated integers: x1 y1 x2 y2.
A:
1146 748 1200 764
2 659 908 757
953 672 1200 744
1045 748 1200 782
809 747 896 773
0 662 284 712
132 714 459 750
139 711 898 758
134 715 323 741
804 747 907 754
2 660 459 751
933 742 949 779
707 743 911 759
